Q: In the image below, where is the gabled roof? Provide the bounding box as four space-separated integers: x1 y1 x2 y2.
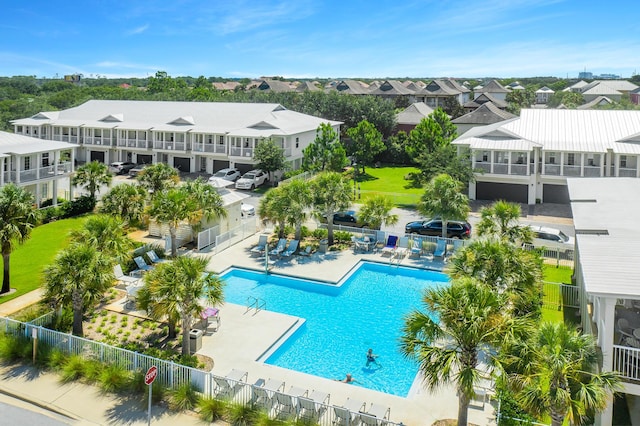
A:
396 102 434 125
0 130 76 155
476 80 510 93
568 80 589 90
255 79 293 93
168 116 195 125
333 80 370 95
212 81 240 91
464 93 508 109
535 86 554 94
296 81 320 92
419 79 461 96
580 82 621 96
441 78 470 93
452 102 516 125
577 96 613 110
587 80 638 92
369 80 415 96
404 81 425 91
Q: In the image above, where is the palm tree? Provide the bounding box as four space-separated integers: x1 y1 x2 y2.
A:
448 239 543 317
357 195 398 230
476 200 532 244
100 183 148 226
504 322 620 426
72 161 112 200
0 184 39 294
43 243 113 336
70 215 133 265
180 178 227 241
419 173 469 239
147 188 196 257
136 162 179 200
258 186 289 239
279 179 313 241
400 278 513 426
311 172 353 245
138 256 225 355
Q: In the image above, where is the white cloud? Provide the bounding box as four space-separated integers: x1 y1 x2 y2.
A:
126 24 150 36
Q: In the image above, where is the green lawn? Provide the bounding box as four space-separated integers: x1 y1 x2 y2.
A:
0 216 86 303
541 265 574 324
355 166 423 208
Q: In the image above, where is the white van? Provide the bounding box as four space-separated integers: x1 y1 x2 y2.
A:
527 225 575 254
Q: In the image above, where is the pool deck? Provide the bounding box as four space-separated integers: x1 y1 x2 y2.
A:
191 236 496 426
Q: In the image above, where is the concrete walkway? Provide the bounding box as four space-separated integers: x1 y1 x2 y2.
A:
0 289 45 316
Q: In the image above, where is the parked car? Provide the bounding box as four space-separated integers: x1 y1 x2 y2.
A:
210 167 241 182
241 203 256 217
109 161 136 175
320 211 376 229
128 163 151 177
527 225 575 253
405 219 472 239
235 169 268 190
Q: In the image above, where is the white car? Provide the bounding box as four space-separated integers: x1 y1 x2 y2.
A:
210 168 241 182
235 169 268 190
527 225 575 254
241 203 256 217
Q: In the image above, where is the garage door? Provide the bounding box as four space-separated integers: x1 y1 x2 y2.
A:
90 151 105 163
137 154 153 165
173 157 191 172
235 163 254 174
476 182 528 203
213 160 229 172
543 184 570 204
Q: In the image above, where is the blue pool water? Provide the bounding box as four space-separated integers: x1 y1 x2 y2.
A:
219 261 448 397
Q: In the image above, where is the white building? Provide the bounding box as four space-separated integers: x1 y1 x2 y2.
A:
568 178 640 425
11 100 341 175
0 130 76 205
453 109 640 204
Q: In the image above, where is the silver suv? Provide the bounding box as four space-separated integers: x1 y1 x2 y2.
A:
235 169 268 190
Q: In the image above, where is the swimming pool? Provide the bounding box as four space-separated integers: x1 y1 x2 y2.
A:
219 261 448 397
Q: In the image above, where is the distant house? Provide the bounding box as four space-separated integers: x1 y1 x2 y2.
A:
296 81 321 92
567 80 638 103
368 80 416 103
395 102 435 133
212 81 240 91
631 87 640 105
0 130 76 207
331 80 370 95
255 79 294 93
473 80 510 102
535 86 554 104
414 78 470 108
463 93 508 113
451 102 516 135
577 96 614 110
452 108 640 204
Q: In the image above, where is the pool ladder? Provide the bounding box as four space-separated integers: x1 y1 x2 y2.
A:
246 296 266 314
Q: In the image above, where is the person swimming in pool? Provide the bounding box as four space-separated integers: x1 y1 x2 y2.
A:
366 348 379 367
335 373 356 383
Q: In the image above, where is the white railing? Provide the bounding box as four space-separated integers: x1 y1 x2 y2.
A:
522 244 574 267
213 220 258 254
542 281 580 310
197 225 220 252
0 316 401 426
279 171 315 185
618 168 638 178
613 345 640 381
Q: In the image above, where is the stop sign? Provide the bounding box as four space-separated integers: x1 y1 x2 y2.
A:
145 365 158 385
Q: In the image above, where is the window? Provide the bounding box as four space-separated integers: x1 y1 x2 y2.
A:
548 153 556 164
296 137 299 148
621 155 627 168
567 153 575 166
24 157 31 170
42 153 49 167
219 135 224 145
482 151 489 162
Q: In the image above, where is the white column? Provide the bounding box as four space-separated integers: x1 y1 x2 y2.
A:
581 153 585 177
507 151 512 175
598 297 616 426
560 152 565 176
490 151 494 174
15 155 21 184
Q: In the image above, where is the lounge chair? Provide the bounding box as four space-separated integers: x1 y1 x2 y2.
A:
134 256 153 272
374 230 386 253
269 238 287 256
298 245 312 257
393 236 409 258
113 264 141 288
146 250 168 264
433 238 447 259
273 391 299 418
334 399 365 426
213 369 248 400
380 235 398 256
618 318 635 343
298 390 329 421
410 238 422 257
252 379 274 411
361 403 390 426
281 239 299 258
250 235 269 256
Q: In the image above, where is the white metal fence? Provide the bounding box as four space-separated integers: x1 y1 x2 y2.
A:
522 243 574 267
279 171 315 186
541 281 581 310
613 345 640 381
212 220 258 254
197 225 220 251
0 316 401 426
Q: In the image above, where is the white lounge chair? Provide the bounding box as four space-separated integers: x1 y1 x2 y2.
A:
273 391 298 418
250 235 269 256
269 238 287 256
361 403 390 426
433 238 447 259
334 399 365 426
113 264 141 288
298 390 329 421
146 250 168 264
410 238 422 257
380 235 398 256
251 379 274 411
134 256 153 272
281 239 299 258
213 369 247 400
393 236 409 258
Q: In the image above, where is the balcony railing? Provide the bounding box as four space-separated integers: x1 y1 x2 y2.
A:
153 142 186 151
619 167 638 178
544 164 561 175
493 164 508 174
84 137 113 147
510 164 528 176
230 147 242 156
474 162 491 173
563 165 581 177
117 139 149 149
613 345 640 381
583 166 602 177
13 162 72 183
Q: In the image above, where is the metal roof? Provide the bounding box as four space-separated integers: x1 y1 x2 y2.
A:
455 136 541 151
452 102 517 125
0 131 76 155
568 178 640 298
396 102 434 124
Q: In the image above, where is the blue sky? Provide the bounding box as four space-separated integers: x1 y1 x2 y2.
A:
1 0 638 79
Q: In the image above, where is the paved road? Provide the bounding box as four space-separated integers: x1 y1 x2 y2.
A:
0 394 72 426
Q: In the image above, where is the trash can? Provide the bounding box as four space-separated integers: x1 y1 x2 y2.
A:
189 329 203 352
319 239 328 254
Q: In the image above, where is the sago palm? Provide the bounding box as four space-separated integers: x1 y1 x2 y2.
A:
358 194 398 230
476 200 532 244
100 183 148 226
70 214 133 265
72 160 112 200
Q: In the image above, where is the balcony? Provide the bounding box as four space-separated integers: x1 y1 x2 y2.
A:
510 164 528 176
474 163 491 173
544 164 561 175
13 162 72 183
493 164 508 174
117 139 149 149
84 137 112 147
563 165 581 177
619 167 637 178
613 345 640 381
584 166 602 177
153 142 186 151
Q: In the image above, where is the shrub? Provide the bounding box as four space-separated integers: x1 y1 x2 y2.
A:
334 231 353 243
61 195 95 218
145 379 166 404
299 225 312 239
168 382 200 411
60 354 88 383
47 348 68 370
98 363 131 393
40 197 66 208
51 307 74 332
40 206 64 223
198 397 227 422
83 359 103 383
226 401 258 426
0 332 31 362
311 228 327 239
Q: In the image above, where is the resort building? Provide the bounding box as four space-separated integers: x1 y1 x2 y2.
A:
11 100 341 175
452 109 640 204
568 177 640 425
0 130 76 205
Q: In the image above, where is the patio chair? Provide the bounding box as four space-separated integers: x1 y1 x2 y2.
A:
269 238 287 256
374 230 386 253
273 391 299 418
213 369 248 400
113 264 141 288
250 235 269 256
252 379 274 411
146 250 168 264
134 256 153 272
618 318 635 343
334 399 365 426
380 235 398 256
298 390 329 422
298 245 312 257
281 240 299 258
433 238 447 260
410 238 422 257
393 236 410 258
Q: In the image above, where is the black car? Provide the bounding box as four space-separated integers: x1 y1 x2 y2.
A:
320 211 375 229
405 219 472 239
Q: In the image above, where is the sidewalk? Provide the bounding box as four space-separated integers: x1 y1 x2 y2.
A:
0 363 207 425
